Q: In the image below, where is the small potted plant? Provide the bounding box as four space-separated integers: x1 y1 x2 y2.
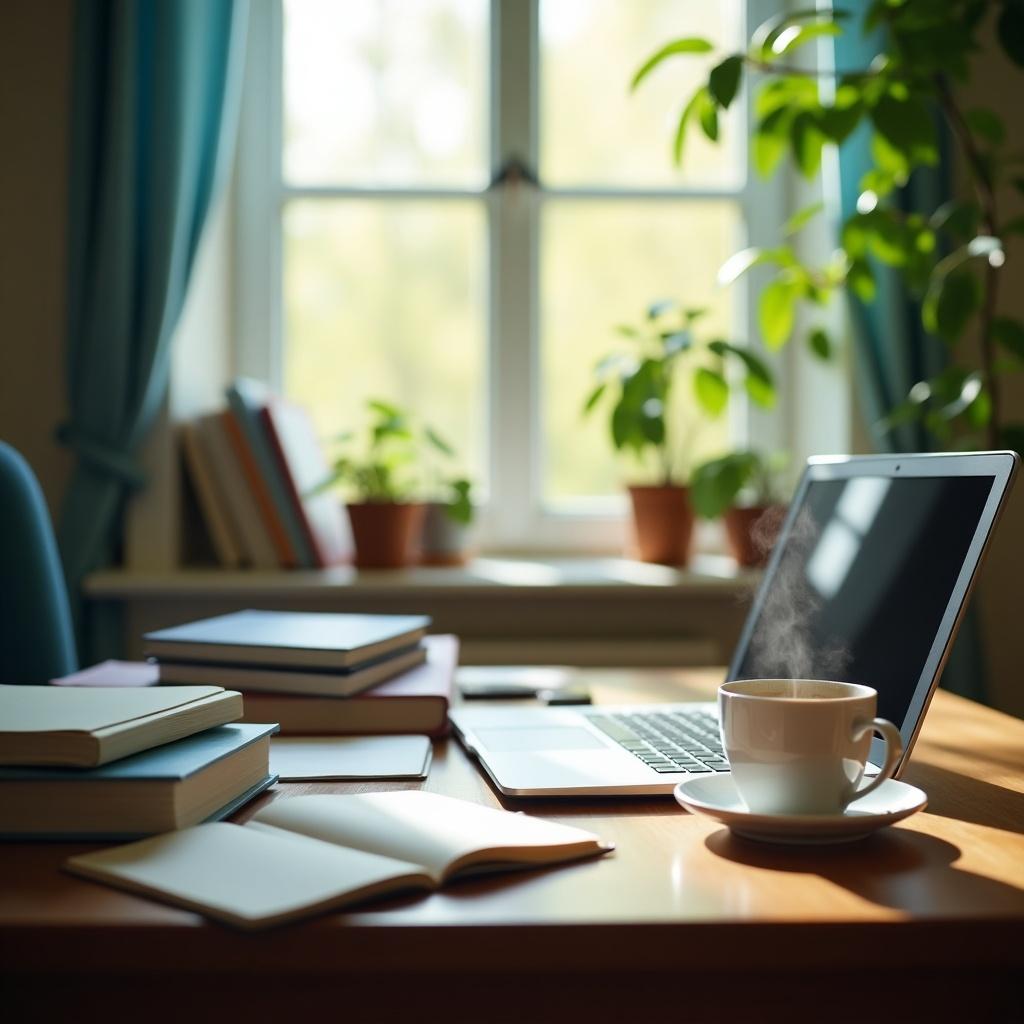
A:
584 300 777 566
690 450 789 567
420 428 476 566
317 400 427 569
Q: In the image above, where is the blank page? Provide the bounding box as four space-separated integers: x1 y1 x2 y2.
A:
66 822 430 929
252 791 605 880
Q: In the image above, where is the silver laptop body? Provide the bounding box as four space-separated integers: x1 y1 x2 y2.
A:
451 452 1018 797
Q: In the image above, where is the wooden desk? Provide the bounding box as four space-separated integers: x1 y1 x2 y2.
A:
2 670 1023 1023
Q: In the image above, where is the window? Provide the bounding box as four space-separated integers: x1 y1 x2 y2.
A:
235 0 821 553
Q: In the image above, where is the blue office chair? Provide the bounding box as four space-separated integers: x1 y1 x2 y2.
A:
0 442 77 683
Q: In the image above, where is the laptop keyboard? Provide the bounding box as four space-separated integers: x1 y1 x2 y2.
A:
586 710 730 774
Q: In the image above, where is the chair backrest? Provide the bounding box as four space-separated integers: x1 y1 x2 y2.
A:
0 442 77 682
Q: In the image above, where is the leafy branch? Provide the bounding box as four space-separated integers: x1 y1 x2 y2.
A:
635 0 1024 452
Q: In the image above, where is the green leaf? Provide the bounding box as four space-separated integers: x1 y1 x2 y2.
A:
708 340 775 398
784 201 824 237
745 374 777 409
965 108 1006 146
690 452 761 519
662 330 692 355
424 427 455 456
818 97 863 144
997 0 1024 67
754 129 787 177
770 19 842 56
992 317 1024 361
673 87 705 166
758 279 799 349
694 367 729 417
790 111 823 177
697 88 719 141
809 327 832 360
583 382 607 415
631 37 714 92
871 94 939 166
923 270 981 342
708 55 743 109
750 8 849 61
847 259 876 302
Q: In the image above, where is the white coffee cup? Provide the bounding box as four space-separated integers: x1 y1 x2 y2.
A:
718 679 903 815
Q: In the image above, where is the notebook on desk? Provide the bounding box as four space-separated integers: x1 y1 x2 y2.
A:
451 451 1019 796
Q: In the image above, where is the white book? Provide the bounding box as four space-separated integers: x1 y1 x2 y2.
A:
65 791 613 929
195 412 279 569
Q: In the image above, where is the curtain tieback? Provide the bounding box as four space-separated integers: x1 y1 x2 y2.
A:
56 424 147 491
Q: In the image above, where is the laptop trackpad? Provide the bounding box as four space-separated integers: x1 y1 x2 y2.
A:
475 727 608 752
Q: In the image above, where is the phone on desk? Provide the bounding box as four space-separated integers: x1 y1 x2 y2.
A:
457 667 592 705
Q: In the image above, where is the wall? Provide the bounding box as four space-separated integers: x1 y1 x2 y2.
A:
0 0 74 516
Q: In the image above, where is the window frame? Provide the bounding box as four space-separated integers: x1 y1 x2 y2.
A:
233 0 839 555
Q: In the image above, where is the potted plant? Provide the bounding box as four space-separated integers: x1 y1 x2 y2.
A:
584 301 777 565
317 400 427 569
420 428 476 566
690 450 789 568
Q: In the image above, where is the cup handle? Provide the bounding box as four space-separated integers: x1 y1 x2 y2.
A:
849 717 903 802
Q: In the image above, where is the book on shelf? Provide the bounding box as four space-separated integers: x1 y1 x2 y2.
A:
65 790 612 929
260 397 350 568
143 609 431 670
193 412 280 569
239 634 456 736
1 723 277 839
0 685 242 767
226 378 314 568
180 419 243 569
158 643 427 697
221 408 298 567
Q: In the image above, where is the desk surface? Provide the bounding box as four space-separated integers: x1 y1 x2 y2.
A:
3 670 1023 1022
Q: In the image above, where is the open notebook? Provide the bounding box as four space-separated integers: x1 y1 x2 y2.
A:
65 791 612 929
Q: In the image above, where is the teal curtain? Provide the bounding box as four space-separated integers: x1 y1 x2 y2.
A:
834 8 985 702
58 0 249 645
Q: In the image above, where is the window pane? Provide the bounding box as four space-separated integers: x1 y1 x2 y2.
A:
540 0 743 188
283 0 488 188
541 200 741 505
283 199 487 489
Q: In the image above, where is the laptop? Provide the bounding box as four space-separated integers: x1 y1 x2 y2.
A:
451 451 1019 796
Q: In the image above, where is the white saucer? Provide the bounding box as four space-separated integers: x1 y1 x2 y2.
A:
674 774 928 845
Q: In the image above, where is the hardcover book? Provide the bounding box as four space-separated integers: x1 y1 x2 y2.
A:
239 634 456 735
144 610 431 670
65 790 612 928
0 723 277 839
158 644 427 697
0 685 242 767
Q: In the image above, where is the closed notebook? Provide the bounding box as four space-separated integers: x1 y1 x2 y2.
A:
157 644 427 697
144 610 431 670
0 723 277 839
0 685 242 767
239 634 456 735
65 790 612 929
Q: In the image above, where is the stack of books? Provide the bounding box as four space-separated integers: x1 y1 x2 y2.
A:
181 378 349 570
144 610 457 737
0 685 276 839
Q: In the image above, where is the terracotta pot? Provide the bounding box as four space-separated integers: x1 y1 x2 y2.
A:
345 502 425 569
627 485 694 566
420 502 473 566
724 505 786 568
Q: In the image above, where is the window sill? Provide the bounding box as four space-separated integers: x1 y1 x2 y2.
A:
86 555 759 666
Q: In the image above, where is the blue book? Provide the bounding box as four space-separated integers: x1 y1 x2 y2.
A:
226 378 316 568
0 723 278 840
144 609 431 670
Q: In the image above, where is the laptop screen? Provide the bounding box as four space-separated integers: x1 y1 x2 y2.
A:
729 474 994 728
